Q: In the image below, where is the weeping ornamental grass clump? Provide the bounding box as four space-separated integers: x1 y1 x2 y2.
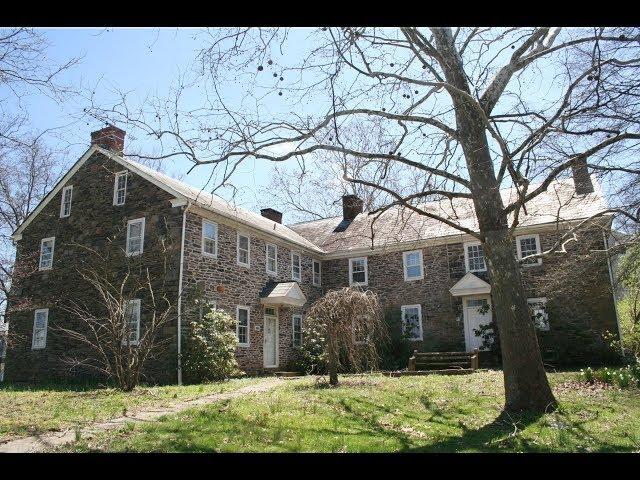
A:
299 287 387 386
580 365 640 389
183 308 241 383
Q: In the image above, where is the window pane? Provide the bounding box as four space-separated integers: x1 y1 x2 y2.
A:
237 308 249 344
403 307 421 339
293 316 302 347
204 238 216 254
406 252 419 266
520 237 539 263
467 244 486 271
204 222 217 238
406 265 421 278
352 271 365 283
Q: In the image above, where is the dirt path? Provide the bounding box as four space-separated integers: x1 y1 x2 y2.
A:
0 377 285 453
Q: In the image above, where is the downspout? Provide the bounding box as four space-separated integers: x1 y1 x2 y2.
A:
603 230 624 357
177 202 191 385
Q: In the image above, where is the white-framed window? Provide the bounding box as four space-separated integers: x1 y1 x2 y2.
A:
126 217 145 256
237 233 250 267
31 308 49 350
202 220 218 257
291 251 302 281
266 243 278 276
401 304 423 341
349 257 368 286
464 241 486 272
60 185 73 218
39 237 55 270
517 234 542 266
312 260 321 286
403 250 424 281
352 315 369 345
123 299 141 346
292 314 302 347
528 298 549 331
236 306 250 346
113 170 128 206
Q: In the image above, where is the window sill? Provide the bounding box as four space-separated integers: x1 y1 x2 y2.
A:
202 252 218 259
404 275 424 282
237 262 250 268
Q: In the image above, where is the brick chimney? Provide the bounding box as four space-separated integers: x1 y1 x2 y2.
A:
90 125 126 153
342 194 363 221
260 208 283 224
571 157 594 195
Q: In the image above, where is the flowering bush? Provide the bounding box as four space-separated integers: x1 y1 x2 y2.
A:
183 307 242 383
580 364 640 389
294 317 328 375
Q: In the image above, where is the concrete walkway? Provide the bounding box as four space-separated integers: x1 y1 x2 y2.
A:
0 377 284 453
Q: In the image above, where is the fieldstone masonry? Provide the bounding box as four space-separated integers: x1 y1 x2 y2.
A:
4 138 620 385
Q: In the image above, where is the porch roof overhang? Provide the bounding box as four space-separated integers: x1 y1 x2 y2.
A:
259 281 307 307
449 272 491 297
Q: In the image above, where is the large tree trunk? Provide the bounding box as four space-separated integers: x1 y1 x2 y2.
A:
483 230 558 412
432 28 557 412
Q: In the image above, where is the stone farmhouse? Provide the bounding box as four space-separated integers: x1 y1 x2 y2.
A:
4 126 620 384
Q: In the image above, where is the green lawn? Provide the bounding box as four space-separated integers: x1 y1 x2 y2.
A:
0 377 257 442
68 370 640 453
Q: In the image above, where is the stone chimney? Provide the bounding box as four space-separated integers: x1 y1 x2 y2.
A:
571 158 594 195
260 208 283 224
90 125 126 153
342 194 363 221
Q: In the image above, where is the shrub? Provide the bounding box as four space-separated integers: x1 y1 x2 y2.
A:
377 308 413 371
293 319 328 375
182 307 241 383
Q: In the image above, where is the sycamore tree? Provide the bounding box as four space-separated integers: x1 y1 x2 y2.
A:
86 27 640 412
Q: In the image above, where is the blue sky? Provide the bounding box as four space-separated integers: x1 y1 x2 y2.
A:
17 27 295 211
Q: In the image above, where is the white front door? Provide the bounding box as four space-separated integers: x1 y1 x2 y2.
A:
263 307 279 368
463 296 492 352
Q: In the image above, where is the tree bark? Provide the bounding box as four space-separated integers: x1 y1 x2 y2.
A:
328 336 339 386
483 230 558 412
432 27 557 412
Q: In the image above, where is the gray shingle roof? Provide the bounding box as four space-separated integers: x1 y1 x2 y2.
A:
108 149 325 254
289 177 609 254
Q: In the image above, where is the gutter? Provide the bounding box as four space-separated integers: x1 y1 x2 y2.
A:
176 202 191 385
603 230 624 357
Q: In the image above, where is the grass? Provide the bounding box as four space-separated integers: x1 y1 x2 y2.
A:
68 370 640 453
0 377 257 442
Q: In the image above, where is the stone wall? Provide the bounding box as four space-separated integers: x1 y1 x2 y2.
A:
181 210 323 374
4 147 619 385
5 151 183 385
323 226 619 366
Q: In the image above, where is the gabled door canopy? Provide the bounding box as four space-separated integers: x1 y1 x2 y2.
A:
260 281 307 307
449 272 491 296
